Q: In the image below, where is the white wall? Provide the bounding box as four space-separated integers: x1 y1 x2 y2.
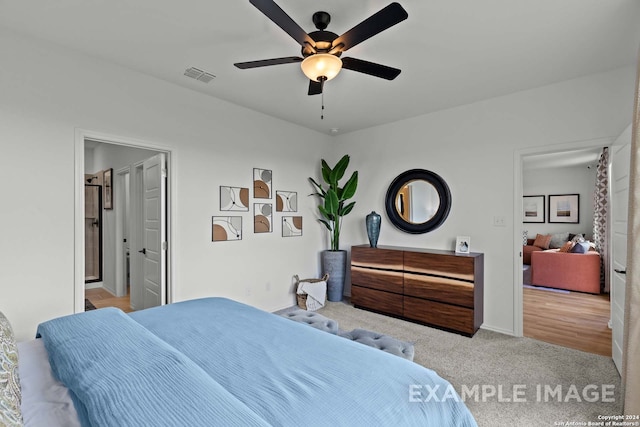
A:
0 28 635 341
523 165 598 240
335 66 635 334
0 30 331 341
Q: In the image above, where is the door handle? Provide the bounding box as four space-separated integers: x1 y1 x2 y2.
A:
614 269 626 275
138 248 146 255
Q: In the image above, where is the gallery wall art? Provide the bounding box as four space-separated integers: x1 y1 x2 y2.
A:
220 186 249 211
254 203 272 233
253 168 272 199
214 168 303 240
212 216 242 241
276 191 297 212
282 216 302 237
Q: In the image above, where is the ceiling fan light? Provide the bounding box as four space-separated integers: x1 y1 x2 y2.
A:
301 54 342 82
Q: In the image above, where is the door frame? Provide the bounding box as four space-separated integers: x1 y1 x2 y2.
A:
74 129 176 313
114 166 131 298
512 136 613 337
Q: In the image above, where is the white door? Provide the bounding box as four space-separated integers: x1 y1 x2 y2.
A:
141 153 167 309
610 125 632 374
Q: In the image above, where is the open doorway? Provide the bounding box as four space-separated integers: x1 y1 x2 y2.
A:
514 139 613 356
75 132 171 314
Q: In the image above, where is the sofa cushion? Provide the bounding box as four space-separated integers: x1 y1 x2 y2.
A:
559 241 574 252
570 241 591 254
533 234 552 249
549 232 570 249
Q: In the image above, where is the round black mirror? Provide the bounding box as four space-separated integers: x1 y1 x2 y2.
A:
385 169 452 234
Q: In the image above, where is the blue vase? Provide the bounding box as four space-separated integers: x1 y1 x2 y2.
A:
366 211 381 248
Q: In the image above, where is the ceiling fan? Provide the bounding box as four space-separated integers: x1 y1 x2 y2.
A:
234 0 408 96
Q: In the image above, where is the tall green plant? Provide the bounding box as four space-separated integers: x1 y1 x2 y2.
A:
309 154 358 251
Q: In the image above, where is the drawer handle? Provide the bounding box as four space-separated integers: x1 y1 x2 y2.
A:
614 269 626 275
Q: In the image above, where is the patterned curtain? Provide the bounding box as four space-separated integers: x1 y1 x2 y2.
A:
592 147 609 293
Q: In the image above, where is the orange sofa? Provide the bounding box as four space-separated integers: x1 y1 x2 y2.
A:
530 249 601 294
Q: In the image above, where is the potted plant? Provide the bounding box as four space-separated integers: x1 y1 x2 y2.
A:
309 154 358 301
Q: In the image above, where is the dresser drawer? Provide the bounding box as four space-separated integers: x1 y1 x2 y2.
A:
404 251 475 281
351 246 403 270
352 285 403 317
404 272 474 308
403 296 475 335
351 266 403 294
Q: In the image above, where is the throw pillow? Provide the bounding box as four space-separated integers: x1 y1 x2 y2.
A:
533 234 552 250
559 241 574 252
570 242 590 254
549 232 570 249
0 311 23 427
570 233 585 243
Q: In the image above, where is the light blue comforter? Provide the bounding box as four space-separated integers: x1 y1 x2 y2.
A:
38 298 477 426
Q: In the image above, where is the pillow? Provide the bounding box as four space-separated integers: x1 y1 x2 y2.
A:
0 311 23 427
559 241 574 252
570 241 591 254
533 234 552 249
549 232 570 249
569 233 585 243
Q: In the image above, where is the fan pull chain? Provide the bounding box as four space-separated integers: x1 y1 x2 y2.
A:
321 91 324 120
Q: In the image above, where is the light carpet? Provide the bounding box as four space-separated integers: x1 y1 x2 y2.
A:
298 301 622 427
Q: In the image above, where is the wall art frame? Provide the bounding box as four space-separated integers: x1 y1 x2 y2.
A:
103 168 113 210
212 216 242 242
220 186 249 211
253 168 272 199
254 203 272 233
276 190 298 212
548 194 580 223
523 195 545 223
282 216 303 237
455 236 471 254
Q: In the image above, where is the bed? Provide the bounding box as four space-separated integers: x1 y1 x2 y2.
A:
2 297 477 426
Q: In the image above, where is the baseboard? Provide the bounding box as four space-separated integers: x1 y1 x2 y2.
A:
480 323 515 336
85 281 103 290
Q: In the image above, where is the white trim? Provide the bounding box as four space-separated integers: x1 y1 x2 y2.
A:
115 166 131 298
512 136 613 337
74 128 176 313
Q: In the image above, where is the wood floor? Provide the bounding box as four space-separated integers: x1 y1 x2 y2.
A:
85 287 133 313
523 286 611 356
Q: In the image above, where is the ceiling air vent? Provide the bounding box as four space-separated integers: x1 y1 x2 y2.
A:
184 67 216 83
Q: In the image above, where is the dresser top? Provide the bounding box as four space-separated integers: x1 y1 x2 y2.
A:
352 244 483 258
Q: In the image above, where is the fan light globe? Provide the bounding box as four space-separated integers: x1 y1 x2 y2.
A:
301 54 342 82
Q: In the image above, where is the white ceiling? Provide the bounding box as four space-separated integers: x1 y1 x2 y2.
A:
1 0 639 136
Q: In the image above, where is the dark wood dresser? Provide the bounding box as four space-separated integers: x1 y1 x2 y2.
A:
350 245 484 336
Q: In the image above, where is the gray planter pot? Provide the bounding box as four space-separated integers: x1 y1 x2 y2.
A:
321 250 347 302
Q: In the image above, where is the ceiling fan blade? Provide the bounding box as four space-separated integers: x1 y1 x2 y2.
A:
332 3 408 52
308 80 323 96
234 56 303 69
341 57 401 80
249 0 316 51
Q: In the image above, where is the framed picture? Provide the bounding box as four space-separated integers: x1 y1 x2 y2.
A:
220 186 249 211
254 203 272 233
253 168 272 199
282 216 303 237
276 191 297 212
212 216 242 241
523 195 545 223
455 236 471 254
548 194 579 223
103 168 113 210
